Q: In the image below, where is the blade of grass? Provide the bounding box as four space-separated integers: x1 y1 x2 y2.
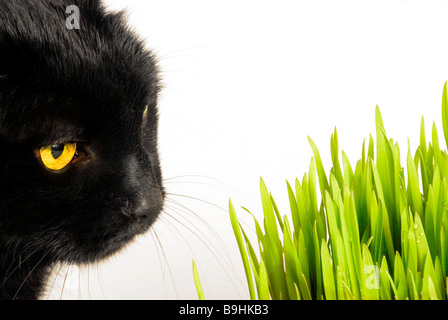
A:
360 244 379 300
308 158 319 217
312 221 323 300
414 214 431 272
406 268 419 300
321 239 336 300
441 81 448 150
308 137 330 198
229 199 256 299
260 178 281 250
380 256 392 300
407 139 424 217
331 127 344 188
393 252 408 300
286 180 300 235
258 260 270 300
422 253 439 300
283 216 299 300
192 260 205 300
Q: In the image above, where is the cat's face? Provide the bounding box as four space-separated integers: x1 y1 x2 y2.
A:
0 0 164 266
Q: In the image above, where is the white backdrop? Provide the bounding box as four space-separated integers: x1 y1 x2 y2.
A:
46 0 448 299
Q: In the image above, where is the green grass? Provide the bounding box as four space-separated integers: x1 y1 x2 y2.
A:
192 260 205 300
194 82 448 300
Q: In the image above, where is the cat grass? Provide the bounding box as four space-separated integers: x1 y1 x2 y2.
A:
194 82 448 300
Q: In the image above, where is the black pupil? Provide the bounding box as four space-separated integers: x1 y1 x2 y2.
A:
51 144 64 159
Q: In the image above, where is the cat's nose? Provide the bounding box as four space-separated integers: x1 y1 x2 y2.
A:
118 154 164 222
132 194 163 220
134 198 149 218
119 188 163 225
119 194 158 217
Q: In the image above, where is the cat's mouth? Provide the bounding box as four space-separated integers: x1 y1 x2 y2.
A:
49 193 164 265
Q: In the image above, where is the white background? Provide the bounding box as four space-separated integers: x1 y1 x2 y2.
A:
46 0 448 299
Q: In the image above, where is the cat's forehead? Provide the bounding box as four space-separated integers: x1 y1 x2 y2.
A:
32 118 86 146
0 92 149 145
0 0 159 144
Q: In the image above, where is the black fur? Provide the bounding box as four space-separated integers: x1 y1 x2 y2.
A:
0 0 164 299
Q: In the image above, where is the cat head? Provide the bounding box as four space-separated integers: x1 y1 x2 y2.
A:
0 0 164 264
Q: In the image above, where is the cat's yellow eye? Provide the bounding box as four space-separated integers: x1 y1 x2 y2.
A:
39 143 77 171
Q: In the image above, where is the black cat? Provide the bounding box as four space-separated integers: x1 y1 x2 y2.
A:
0 0 164 299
